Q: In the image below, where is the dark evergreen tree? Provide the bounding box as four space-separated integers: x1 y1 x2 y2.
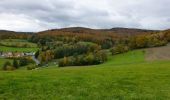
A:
19 58 28 66
35 50 40 58
13 59 19 69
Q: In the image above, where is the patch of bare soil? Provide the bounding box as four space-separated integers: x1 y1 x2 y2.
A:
146 44 170 61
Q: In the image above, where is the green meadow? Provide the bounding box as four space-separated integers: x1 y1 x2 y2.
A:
0 46 38 52
0 39 38 52
0 50 170 99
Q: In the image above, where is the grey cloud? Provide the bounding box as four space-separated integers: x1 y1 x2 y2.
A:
0 0 169 32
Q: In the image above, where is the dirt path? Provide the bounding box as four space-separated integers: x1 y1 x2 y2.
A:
146 44 170 61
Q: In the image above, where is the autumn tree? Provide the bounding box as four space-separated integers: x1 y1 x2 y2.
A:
111 44 129 55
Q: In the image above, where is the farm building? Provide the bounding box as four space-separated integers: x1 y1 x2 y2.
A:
0 52 35 58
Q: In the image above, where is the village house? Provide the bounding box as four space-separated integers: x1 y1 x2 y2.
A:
0 51 35 58
1 52 13 58
24 52 35 56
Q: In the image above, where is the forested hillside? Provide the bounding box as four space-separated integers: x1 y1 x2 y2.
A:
1 27 170 69
26 27 170 67
0 30 33 39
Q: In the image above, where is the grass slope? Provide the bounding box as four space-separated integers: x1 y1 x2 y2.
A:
0 46 38 52
0 39 37 46
0 50 170 99
0 39 38 52
105 50 145 66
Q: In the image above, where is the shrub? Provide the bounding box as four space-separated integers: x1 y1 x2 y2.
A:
19 58 34 66
95 50 108 64
58 57 69 67
3 61 15 71
19 58 29 66
111 44 129 55
27 65 37 70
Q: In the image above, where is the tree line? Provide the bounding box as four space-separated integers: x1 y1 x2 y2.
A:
58 51 108 67
111 32 168 55
2 58 34 71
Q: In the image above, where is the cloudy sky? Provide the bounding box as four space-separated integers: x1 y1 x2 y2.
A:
0 0 170 32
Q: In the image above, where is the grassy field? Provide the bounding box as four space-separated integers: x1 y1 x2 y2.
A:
0 39 38 52
0 46 38 52
0 50 170 99
0 39 37 47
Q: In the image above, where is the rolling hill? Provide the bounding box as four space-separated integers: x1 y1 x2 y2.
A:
38 27 158 36
0 30 33 39
1 49 170 99
0 27 170 99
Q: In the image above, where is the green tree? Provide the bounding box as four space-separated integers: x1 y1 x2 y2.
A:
111 44 129 55
13 59 19 69
19 58 28 66
84 53 94 65
35 50 40 58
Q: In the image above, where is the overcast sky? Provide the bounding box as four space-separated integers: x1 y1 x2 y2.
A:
0 0 170 32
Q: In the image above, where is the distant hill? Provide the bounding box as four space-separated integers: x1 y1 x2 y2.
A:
39 27 159 36
164 29 170 33
0 27 160 35
0 27 164 39
0 30 33 34
105 27 159 35
0 30 33 39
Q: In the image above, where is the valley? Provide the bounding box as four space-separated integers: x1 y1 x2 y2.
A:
0 27 170 99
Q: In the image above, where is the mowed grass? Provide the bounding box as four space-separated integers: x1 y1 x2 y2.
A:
0 39 37 47
0 41 37 47
1 50 170 99
105 50 145 66
0 39 38 52
0 46 38 52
